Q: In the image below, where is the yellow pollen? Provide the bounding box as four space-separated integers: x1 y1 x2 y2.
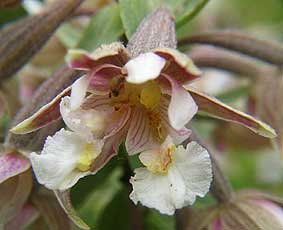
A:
148 111 165 142
147 145 175 174
76 144 99 172
140 82 161 110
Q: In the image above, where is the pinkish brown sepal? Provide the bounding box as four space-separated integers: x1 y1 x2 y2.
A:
10 87 71 135
186 86 276 138
153 47 202 84
66 42 130 71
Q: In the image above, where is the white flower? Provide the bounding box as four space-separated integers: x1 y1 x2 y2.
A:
129 136 212 215
30 129 103 191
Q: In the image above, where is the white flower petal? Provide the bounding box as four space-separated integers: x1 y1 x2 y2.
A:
163 75 198 130
130 168 177 215
70 75 89 110
174 142 212 203
30 129 89 190
130 141 212 215
60 96 107 141
124 52 166 84
159 97 191 144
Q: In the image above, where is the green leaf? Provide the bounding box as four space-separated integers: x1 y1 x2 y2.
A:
78 3 124 51
78 168 123 227
176 0 210 29
57 24 82 48
96 188 130 230
119 0 161 39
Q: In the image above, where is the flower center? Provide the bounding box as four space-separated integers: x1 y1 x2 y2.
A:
109 79 161 110
148 111 166 142
82 110 107 138
76 143 100 172
147 145 175 174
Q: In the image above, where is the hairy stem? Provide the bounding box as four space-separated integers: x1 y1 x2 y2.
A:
189 46 275 78
179 31 283 65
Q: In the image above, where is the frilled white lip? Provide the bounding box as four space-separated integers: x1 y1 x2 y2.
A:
123 52 166 84
30 129 101 191
129 139 212 215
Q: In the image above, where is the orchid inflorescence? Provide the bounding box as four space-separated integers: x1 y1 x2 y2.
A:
7 7 279 228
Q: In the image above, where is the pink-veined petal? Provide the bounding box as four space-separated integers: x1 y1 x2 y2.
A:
186 86 277 138
162 74 198 130
82 94 113 111
104 106 131 139
89 64 122 93
10 87 71 134
0 152 30 184
126 107 157 155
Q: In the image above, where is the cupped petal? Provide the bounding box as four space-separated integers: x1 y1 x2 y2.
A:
125 107 158 155
88 64 122 94
30 129 90 190
159 97 191 144
66 42 129 70
124 52 166 84
186 86 277 138
70 75 90 110
173 142 212 203
154 48 201 84
10 87 71 134
163 74 198 130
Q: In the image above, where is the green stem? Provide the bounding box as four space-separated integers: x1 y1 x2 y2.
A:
189 46 275 78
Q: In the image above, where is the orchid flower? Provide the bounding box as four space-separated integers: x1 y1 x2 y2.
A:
130 136 212 215
11 41 275 192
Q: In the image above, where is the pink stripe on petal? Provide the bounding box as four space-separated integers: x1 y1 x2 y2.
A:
105 106 131 139
162 74 198 130
82 95 112 111
126 107 156 155
0 152 30 184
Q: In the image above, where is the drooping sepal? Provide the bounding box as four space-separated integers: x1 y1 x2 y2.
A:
186 87 276 138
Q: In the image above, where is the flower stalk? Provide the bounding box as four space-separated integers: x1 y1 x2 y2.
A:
179 31 283 65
